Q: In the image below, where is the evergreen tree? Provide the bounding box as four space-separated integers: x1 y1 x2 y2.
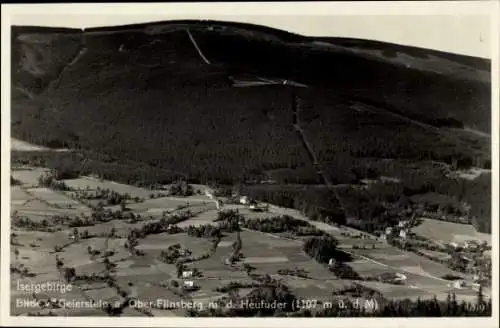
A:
450 291 458 316
476 285 484 307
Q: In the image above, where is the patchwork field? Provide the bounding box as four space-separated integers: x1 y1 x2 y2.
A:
9 168 491 317
353 247 462 279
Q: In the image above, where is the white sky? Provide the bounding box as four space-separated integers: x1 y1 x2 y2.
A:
2 2 496 59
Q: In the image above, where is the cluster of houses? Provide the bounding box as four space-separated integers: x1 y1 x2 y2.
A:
204 189 224 210
238 196 258 210
380 219 413 241
204 189 263 211
447 239 486 251
181 270 197 291
448 279 483 292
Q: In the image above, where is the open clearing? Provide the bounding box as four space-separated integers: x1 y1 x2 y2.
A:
11 138 49 151
62 177 152 198
11 168 50 187
11 138 70 152
412 218 491 245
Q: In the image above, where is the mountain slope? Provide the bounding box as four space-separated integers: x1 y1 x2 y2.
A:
10 20 492 232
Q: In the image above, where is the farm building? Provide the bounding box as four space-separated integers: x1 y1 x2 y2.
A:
472 274 488 284
452 280 466 289
182 271 193 278
461 255 473 262
398 220 408 228
464 240 480 250
380 176 401 184
183 280 196 290
379 272 407 284
347 217 363 225
394 273 407 282
399 229 408 239
204 190 214 199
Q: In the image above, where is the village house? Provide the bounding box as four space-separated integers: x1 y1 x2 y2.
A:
385 227 393 235
399 229 407 239
239 196 249 205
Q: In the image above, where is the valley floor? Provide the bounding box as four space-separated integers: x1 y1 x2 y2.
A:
8 164 491 317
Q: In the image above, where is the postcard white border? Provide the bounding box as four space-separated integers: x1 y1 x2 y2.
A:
1 1 499 327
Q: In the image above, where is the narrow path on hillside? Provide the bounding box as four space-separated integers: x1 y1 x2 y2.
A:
51 47 88 90
14 86 35 99
463 127 491 139
11 138 49 151
186 29 211 65
43 40 88 93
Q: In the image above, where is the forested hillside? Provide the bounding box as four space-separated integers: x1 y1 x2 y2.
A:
11 20 492 233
